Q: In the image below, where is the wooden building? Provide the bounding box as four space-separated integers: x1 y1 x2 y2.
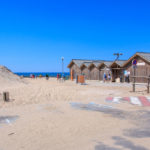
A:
88 62 103 80
68 59 92 79
80 62 92 80
98 61 113 80
110 60 126 82
68 52 150 83
123 52 150 83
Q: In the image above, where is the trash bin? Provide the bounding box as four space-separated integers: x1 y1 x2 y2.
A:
78 75 85 84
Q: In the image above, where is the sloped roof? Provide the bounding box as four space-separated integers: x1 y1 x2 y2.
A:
123 52 150 67
88 61 103 68
80 62 92 68
110 60 127 67
97 61 113 68
104 61 113 66
68 59 103 68
67 59 93 68
115 60 127 66
135 52 150 63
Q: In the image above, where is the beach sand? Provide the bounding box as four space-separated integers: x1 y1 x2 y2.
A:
0 78 150 150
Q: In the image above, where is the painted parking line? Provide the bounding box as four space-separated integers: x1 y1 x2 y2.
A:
138 96 150 106
130 97 142 106
106 96 150 107
123 97 130 102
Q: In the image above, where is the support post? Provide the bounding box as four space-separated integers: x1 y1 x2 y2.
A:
147 77 150 93
133 67 136 92
3 92 9 102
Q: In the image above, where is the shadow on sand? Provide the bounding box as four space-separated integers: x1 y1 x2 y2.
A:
95 136 148 150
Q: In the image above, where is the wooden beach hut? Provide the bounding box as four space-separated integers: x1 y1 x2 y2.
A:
88 61 103 80
98 61 113 80
68 59 92 79
80 62 91 80
110 60 126 82
122 52 150 83
68 52 150 83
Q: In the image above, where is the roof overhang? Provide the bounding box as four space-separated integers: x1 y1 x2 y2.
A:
97 62 105 68
88 63 95 69
67 60 74 68
110 62 121 68
80 64 86 69
122 53 150 67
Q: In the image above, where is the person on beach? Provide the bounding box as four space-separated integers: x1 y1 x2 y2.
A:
57 73 59 80
124 70 128 82
108 73 111 82
32 74 35 78
46 74 49 80
127 70 130 83
103 73 107 82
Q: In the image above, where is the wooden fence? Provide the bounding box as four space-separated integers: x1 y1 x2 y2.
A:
132 76 150 93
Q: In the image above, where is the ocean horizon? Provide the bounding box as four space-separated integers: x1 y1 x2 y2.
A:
15 72 70 77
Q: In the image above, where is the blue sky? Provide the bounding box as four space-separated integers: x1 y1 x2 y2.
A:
0 0 150 72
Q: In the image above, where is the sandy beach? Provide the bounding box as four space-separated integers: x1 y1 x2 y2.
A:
0 78 150 150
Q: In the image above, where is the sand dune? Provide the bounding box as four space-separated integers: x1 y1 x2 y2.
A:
0 65 26 90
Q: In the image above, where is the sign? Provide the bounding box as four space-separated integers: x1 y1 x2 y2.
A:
132 59 137 66
137 62 145 66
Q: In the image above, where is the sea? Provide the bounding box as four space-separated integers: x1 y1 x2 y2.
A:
15 72 70 77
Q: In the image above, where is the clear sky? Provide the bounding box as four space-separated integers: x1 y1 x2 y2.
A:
0 0 150 72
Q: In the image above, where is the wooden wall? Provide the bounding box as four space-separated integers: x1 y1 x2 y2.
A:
99 65 112 81
69 56 150 83
89 66 100 80
124 56 150 83
81 67 90 80
70 64 81 79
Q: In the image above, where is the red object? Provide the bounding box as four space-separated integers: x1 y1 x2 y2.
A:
123 97 130 102
138 96 150 106
106 97 113 101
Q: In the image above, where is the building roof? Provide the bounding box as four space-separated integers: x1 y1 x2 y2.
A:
80 62 92 68
115 60 127 66
67 59 92 68
88 61 104 68
68 52 150 69
136 52 150 63
110 60 127 67
97 61 113 68
123 52 150 67
68 59 103 68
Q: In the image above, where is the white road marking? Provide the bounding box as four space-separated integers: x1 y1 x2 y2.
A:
113 97 122 103
130 97 142 106
146 96 150 102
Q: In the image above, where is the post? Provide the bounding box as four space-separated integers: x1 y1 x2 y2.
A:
61 57 64 80
3 92 9 102
147 77 150 93
133 67 136 92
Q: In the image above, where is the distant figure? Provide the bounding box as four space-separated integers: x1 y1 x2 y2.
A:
30 74 32 78
127 70 130 83
61 74 65 82
57 73 59 80
108 74 111 82
124 70 128 82
103 73 107 82
39 74 42 78
46 74 49 80
32 74 35 78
